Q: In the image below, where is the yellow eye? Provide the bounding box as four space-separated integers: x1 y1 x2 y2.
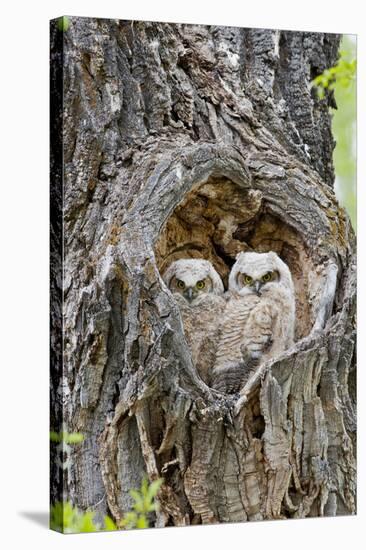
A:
177 280 185 289
196 280 205 290
243 275 253 285
262 272 272 283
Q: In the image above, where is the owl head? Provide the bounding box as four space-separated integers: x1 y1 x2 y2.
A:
229 251 294 297
163 259 224 304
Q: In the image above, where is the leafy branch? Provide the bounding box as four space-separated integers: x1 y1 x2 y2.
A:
57 16 70 32
312 51 356 99
50 501 116 533
50 466 163 532
50 431 84 444
120 477 163 529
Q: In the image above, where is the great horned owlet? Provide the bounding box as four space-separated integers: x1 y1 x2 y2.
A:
163 259 226 384
212 251 296 393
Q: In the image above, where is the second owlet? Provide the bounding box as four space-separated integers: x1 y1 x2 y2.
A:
212 251 296 393
163 259 226 384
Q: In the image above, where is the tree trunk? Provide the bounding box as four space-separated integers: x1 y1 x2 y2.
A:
50 18 356 525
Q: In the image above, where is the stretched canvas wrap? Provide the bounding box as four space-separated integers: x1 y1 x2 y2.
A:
50 16 357 533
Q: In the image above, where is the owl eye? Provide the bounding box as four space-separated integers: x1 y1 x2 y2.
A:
196 280 205 290
262 272 273 283
243 275 253 285
176 280 185 289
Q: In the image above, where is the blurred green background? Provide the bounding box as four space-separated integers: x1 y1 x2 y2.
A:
333 35 357 230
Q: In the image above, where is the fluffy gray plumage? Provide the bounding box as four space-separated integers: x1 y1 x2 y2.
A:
212 251 296 393
163 259 226 383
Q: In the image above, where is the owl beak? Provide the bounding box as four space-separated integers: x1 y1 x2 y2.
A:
184 287 194 302
254 281 262 296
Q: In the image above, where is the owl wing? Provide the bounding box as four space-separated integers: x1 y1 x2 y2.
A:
172 294 203 361
173 293 226 384
214 294 258 369
211 294 259 393
241 301 275 360
241 284 295 361
194 294 226 383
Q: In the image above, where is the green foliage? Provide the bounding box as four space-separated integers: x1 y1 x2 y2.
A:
57 16 70 32
120 477 164 530
312 35 356 229
50 430 84 444
50 501 116 533
104 515 118 531
50 501 95 533
50 478 163 533
312 56 356 99
332 37 357 229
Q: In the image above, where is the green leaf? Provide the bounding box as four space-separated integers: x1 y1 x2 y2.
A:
57 16 70 32
65 433 84 444
50 430 84 444
129 489 145 512
50 501 106 533
77 511 98 533
136 515 148 529
141 476 149 497
147 478 163 500
120 512 138 529
50 502 64 531
104 516 117 531
332 35 356 229
311 44 356 104
119 477 164 529
50 431 61 443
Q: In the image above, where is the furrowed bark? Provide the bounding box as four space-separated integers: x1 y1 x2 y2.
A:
50 18 356 525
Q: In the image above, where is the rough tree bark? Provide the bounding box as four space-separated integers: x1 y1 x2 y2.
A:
50 18 356 525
